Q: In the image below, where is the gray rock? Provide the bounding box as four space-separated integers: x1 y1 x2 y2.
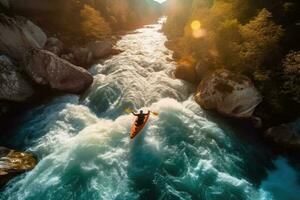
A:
0 55 34 101
61 53 76 65
23 48 93 93
0 146 37 187
86 40 113 60
70 47 92 67
44 37 64 56
0 14 47 60
195 69 262 118
69 40 116 68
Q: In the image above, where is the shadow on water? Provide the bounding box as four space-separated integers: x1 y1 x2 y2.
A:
200 109 284 184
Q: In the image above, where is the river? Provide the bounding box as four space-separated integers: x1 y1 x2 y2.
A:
1 19 299 200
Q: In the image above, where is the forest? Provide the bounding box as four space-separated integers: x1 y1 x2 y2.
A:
1 0 161 44
1 1 300 199
163 0 300 126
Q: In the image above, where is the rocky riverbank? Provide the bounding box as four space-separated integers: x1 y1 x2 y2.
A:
0 13 117 186
163 0 300 153
0 0 161 187
0 13 120 117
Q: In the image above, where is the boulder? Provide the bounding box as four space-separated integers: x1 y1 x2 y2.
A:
174 63 197 83
69 41 117 68
86 40 113 60
23 49 93 93
195 69 262 118
0 146 37 187
70 47 92 67
61 53 76 65
264 123 300 150
44 37 64 56
0 14 47 60
0 55 34 101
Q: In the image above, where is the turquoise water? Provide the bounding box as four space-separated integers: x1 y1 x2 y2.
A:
1 19 300 200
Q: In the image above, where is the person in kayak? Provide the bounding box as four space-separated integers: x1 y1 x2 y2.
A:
132 110 150 126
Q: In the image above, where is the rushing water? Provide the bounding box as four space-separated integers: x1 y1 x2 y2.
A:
1 19 300 200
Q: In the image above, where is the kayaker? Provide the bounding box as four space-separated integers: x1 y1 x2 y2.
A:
132 110 150 126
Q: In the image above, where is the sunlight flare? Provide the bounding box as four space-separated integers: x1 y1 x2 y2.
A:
191 20 201 30
190 20 206 38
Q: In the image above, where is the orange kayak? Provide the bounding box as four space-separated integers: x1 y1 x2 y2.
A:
130 113 150 139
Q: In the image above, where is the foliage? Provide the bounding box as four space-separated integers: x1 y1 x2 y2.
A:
80 4 111 39
163 0 300 123
282 51 300 104
239 9 283 73
14 0 161 44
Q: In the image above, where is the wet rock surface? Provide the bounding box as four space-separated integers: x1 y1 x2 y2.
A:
0 146 37 187
0 14 47 60
23 48 93 93
0 55 34 101
44 37 65 56
195 69 262 118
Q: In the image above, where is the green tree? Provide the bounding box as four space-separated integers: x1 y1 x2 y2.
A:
239 9 284 73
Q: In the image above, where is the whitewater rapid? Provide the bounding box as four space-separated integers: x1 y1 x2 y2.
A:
1 19 299 200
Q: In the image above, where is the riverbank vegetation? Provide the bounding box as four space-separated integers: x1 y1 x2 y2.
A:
163 0 300 126
1 0 161 44
0 0 161 123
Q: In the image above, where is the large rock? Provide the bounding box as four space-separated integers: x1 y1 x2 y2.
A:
195 69 262 118
44 37 64 56
0 14 47 60
70 46 93 67
264 122 300 150
61 53 76 65
86 40 114 60
0 55 34 101
69 40 117 67
24 49 93 93
0 146 37 187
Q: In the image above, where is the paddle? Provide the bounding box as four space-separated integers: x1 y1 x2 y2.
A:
125 108 159 116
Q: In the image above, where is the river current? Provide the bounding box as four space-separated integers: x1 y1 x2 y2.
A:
1 19 299 200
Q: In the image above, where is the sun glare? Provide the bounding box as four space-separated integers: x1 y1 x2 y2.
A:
190 20 206 38
191 20 201 30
